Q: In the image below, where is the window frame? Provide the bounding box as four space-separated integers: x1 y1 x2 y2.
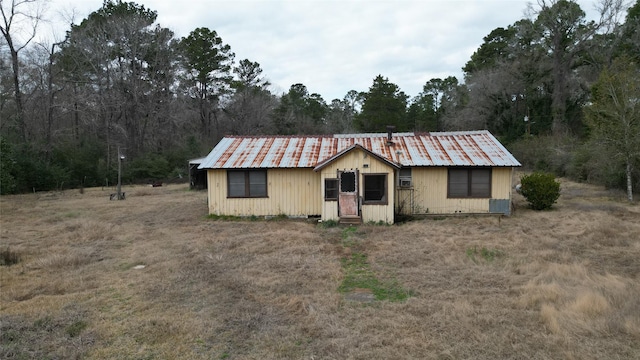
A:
226 169 268 198
447 167 492 198
324 178 338 201
362 173 388 205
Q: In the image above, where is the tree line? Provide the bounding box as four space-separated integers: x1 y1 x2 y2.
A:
1 0 638 200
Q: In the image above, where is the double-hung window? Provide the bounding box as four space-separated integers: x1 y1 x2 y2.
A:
227 170 267 198
448 168 491 198
363 173 387 204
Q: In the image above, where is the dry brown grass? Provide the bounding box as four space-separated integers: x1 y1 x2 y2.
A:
1 181 639 359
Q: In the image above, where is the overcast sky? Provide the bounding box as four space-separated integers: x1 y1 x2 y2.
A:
41 0 603 101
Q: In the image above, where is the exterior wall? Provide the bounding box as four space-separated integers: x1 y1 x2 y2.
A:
206 168 321 217
398 167 513 215
492 167 515 198
205 164 514 219
318 149 395 224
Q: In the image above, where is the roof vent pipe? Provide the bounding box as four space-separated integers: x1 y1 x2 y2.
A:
386 125 395 145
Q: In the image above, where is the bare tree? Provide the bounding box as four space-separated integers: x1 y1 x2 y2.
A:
586 57 640 202
1 0 46 141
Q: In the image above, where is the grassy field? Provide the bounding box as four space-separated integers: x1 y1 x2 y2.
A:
1 180 639 359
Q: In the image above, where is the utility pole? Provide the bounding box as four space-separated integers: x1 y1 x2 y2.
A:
117 146 125 200
524 116 530 136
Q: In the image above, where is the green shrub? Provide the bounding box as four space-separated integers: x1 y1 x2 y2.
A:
0 136 18 194
126 153 172 181
520 172 561 210
318 219 339 228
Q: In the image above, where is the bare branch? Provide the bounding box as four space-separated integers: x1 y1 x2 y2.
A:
594 0 629 34
1 0 47 52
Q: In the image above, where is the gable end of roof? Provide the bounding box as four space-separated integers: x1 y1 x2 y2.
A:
313 144 401 171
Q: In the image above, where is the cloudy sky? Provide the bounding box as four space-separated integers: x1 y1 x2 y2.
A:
41 0 603 101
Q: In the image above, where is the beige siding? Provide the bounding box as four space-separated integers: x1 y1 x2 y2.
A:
321 186 339 221
206 168 321 216
402 167 513 215
319 149 395 224
491 167 514 198
206 163 514 219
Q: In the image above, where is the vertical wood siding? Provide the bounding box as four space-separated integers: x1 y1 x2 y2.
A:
207 168 321 216
319 149 395 223
405 167 513 214
491 167 514 199
206 163 513 219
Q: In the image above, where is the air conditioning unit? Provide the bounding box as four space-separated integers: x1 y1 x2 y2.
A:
399 178 412 188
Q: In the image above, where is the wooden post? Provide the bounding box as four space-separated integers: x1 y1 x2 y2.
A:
117 147 125 200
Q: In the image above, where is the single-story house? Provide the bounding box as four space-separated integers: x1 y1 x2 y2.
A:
198 130 521 224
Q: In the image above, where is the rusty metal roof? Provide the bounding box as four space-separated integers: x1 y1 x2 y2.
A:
198 130 521 169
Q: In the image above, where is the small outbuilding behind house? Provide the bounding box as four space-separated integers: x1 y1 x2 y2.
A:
188 157 208 190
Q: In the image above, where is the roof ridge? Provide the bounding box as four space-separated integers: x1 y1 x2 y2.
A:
222 130 490 139
222 134 334 139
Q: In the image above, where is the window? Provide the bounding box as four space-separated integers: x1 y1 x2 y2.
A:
325 178 338 200
227 170 267 198
363 174 387 204
340 171 356 192
398 168 412 187
448 168 491 198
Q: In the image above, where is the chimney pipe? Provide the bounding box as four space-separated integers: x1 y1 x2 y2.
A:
386 125 395 145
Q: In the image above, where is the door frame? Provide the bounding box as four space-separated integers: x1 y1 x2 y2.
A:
337 169 359 218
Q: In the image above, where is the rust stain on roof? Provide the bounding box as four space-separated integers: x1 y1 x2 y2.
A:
253 137 273 167
217 137 241 167
273 138 289 167
198 131 521 170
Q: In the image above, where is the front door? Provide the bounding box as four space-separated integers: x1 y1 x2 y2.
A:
338 170 359 217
